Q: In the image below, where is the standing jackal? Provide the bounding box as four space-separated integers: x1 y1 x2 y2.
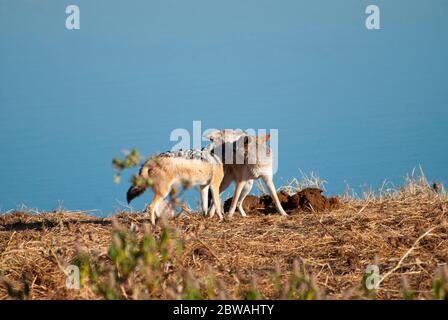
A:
127 148 224 224
205 129 288 217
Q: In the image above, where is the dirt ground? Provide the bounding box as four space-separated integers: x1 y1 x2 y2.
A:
0 189 447 300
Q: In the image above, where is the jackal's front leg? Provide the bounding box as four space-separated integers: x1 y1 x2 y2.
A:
236 179 253 217
228 181 246 217
210 184 223 221
208 172 233 218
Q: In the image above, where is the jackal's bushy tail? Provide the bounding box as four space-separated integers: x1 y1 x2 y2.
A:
126 185 146 204
126 165 151 204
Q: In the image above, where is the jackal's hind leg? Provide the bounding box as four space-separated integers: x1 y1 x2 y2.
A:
146 193 165 225
200 185 209 215
146 180 172 224
261 175 288 216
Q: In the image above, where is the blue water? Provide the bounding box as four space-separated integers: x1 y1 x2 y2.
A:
1 0 447 215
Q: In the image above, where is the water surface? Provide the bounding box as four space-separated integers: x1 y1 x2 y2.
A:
1 0 447 215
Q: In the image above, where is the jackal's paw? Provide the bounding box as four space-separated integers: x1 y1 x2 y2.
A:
238 209 247 217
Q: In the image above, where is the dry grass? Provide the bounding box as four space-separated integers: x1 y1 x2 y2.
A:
0 176 447 300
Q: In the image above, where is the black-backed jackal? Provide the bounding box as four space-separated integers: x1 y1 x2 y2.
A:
204 129 288 217
126 148 224 224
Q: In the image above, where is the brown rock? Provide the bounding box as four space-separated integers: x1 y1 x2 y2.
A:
432 182 443 193
259 191 294 209
289 188 341 212
224 188 341 213
224 194 261 212
328 196 341 209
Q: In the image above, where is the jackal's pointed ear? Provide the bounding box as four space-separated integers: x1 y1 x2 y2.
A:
235 130 248 140
257 134 271 143
203 129 221 142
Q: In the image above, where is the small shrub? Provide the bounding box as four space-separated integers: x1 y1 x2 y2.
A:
432 266 448 300
273 260 322 300
112 148 141 184
245 278 262 300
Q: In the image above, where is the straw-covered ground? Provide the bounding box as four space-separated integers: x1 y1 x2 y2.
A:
0 177 447 300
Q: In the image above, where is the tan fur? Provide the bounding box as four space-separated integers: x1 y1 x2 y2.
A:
205 130 288 217
136 157 224 224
